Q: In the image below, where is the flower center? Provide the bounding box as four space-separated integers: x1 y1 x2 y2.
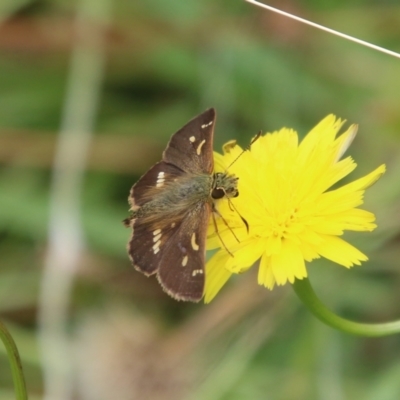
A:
271 208 298 239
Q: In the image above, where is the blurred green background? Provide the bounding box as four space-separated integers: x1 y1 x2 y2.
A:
0 0 400 399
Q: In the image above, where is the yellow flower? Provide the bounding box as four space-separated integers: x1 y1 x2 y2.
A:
205 115 385 303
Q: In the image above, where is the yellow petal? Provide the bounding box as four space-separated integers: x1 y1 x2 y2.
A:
270 239 307 286
225 238 265 273
336 164 386 193
298 115 344 166
205 250 233 303
317 236 368 268
258 254 275 289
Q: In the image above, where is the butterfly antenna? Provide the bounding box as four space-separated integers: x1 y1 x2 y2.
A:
225 131 262 171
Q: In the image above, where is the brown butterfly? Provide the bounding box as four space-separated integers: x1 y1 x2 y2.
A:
124 109 238 302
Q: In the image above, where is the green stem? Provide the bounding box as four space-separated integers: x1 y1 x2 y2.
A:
293 278 400 337
0 320 28 399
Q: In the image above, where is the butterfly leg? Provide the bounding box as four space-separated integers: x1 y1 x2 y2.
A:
211 206 235 257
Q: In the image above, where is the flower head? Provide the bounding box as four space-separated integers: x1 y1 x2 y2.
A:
205 115 385 303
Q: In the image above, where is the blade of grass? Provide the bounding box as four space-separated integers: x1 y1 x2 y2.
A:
37 0 112 399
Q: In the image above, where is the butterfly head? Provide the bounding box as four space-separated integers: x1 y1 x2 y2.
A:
211 172 239 200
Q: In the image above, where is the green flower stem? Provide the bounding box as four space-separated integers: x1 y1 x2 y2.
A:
0 320 28 400
293 278 400 337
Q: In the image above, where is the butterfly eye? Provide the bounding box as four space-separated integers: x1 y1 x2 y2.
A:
212 187 226 199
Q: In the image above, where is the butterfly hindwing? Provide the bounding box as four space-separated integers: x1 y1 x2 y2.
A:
157 202 210 302
162 108 215 175
127 216 184 276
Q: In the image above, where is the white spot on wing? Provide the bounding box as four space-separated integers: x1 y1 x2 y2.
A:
171 222 176 228
201 121 213 129
196 139 206 155
156 171 165 187
182 255 188 267
191 233 199 251
153 229 161 236
192 269 203 276
189 136 196 143
153 240 161 254
153 233 162 242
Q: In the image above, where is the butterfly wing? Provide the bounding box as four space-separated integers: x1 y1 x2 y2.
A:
127 161 184 211
157 202 210 302
162 108 215 174
127 214 185 276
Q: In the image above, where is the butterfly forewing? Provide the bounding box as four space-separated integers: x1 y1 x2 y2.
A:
157 203 210 302
128 161 185 210
163 108 215 174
